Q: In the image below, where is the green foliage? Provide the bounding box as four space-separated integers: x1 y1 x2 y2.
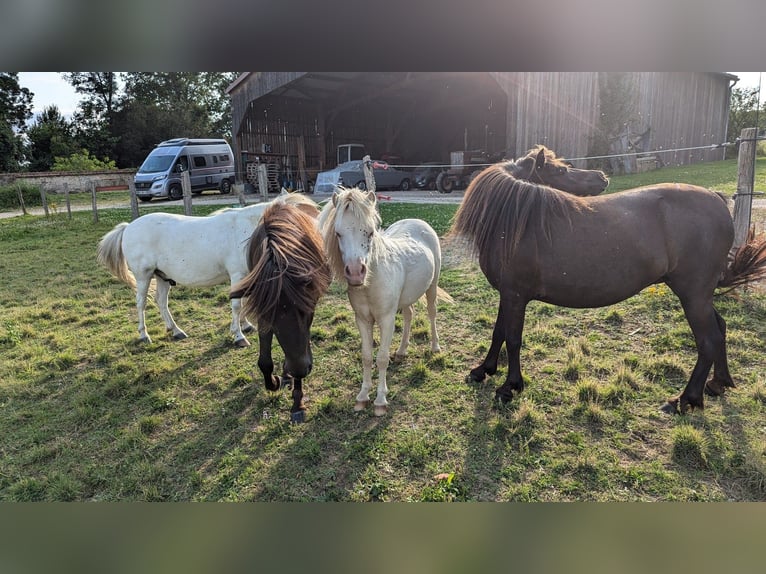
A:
588 73 638 174
0 182 42 209
727 86 766 158
52 149 116 171
0 72 33 172
26 105 78 172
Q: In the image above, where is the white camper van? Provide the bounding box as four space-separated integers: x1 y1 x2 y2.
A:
134 138 235 202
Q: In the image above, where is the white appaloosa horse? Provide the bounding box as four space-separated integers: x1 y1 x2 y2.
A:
97 192 319 346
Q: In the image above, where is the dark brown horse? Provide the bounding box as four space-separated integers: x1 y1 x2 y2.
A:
505 145 609 196
449 165 766 414
231 199 331 422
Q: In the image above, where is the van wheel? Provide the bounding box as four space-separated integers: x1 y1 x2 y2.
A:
356 181 367 191
220 179 232 194
168 184 183 200
400 178 411 191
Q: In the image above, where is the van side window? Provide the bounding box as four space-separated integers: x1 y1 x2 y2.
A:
213 156 218 164
220 154 229 162
193 156 206 168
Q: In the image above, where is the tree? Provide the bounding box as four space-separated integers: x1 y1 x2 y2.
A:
0 72 33 172
587 73 638 175
63 72 122 165
727 86 765 158
26 105 78 172
112 72 238 167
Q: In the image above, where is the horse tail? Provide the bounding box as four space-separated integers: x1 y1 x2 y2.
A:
717 229 766 293
436 286 454 304
97 222 136 289
418 286 454 306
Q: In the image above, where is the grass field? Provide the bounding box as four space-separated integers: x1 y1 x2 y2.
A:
1 165 765 501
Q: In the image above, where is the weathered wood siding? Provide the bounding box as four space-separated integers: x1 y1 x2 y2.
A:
491 72 600 167
491 72 732 169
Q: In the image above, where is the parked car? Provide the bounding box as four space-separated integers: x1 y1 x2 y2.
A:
314 160 412 194
412 162 444 190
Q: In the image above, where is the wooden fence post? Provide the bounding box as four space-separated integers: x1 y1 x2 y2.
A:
90 181 99 223
40 186 49 217
129 180 139 220
182 171 193 215
64 182 72 219
257 164 268 201
733 127 757 249
362 155 376 192
16 183 27 215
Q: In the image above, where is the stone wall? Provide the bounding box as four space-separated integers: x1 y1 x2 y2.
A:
0 169 137 194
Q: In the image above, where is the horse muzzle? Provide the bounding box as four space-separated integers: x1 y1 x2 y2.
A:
344 262 367 286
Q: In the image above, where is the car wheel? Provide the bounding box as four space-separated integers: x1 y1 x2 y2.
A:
307 180 315 194
168 184 183 200
220 178 232 194
400 178 411 191
427 179 437 191
356 180 367 191
436 172 454 194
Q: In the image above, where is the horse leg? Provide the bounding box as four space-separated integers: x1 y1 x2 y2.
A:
470 301 504 382
290 377 306 423
372 313 397 416
354 315 375 412
394 304 413 361
661 293 719 414
155 279 187 340
257 330 281 392
495 297 528 405
705 309 736 396
229 297 251 348
135 275 153 343
426 282 442 353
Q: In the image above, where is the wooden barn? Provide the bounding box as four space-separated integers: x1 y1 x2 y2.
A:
226 72 737 192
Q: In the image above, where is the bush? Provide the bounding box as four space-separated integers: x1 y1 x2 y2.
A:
0 183 42 210
52 149 116 172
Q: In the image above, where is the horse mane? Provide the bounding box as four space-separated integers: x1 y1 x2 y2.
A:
232 201 330 330
501 144 569 180
320 187 388 281
449 162 591 257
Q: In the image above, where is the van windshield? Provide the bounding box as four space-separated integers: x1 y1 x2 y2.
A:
138 153 176 174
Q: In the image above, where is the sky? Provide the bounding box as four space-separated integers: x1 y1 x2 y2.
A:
16 72 766 122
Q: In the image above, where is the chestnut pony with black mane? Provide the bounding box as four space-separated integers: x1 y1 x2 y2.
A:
450 165 766 415
231 199 331 422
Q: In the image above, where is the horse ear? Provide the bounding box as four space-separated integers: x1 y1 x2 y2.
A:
535 148 546 170
332 191 339 207
366 190 377 204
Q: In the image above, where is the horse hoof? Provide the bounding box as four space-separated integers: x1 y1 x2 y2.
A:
494 390 513 406
265 375 281 392
234 338 250 348
354 400 369 412
393 353 406 363
469 370 486 383
373 404 388 417
660 399 679 415
138 336 152 344
172 332 188 341
290 410 306 423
